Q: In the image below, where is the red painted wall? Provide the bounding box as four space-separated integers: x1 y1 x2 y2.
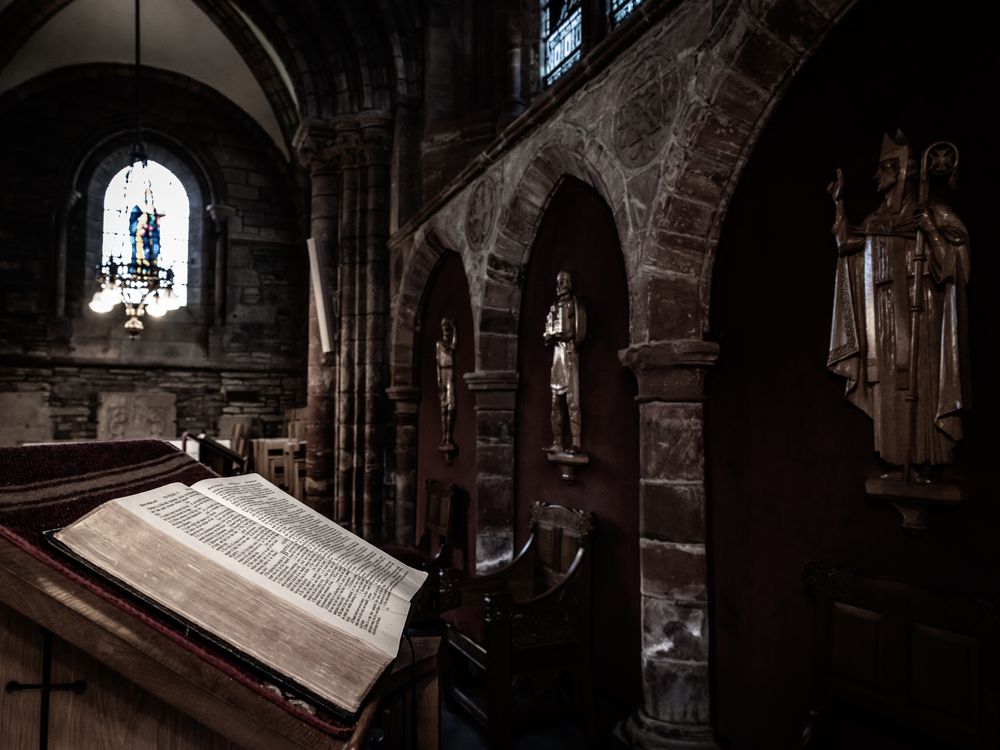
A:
514 178 641 726
416 252 476 570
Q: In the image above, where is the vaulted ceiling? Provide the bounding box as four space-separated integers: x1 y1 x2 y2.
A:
0 0 424 158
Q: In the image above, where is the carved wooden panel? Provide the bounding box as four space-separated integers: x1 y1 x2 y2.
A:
0 392 52 446
0 601 43 749
909 623 979 726
830 602 883 698
97 392 177 440
46 634 238 750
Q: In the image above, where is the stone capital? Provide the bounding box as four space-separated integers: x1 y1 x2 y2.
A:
464 369 519 412
206 203 236 230
619 340 720 402
463 369 519 391
386 385 421 415
293 118 339 170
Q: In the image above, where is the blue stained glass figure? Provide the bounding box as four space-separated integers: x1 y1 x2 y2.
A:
128 188 164 271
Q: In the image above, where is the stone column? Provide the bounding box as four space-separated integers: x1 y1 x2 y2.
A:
330 113 393 542
463 369 519 572
206 203 236 328
386 385 420 545
334 117 361 530
358 111 393 542
617 340 721 750
497 14 527 130
294 120 340 515
54 189 82 318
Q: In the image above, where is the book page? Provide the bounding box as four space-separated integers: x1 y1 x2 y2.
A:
55 497 387 714
192 474 425 602
107 482 421 658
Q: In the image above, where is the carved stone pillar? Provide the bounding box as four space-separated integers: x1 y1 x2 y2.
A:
497 15 527 130
358 111 393 542
294 120 340 515
206 203 236 328
55 189 82 318
463 369 519 572
617 340 721 750
330 113 393 541
334 117 360 530
387 385 420 545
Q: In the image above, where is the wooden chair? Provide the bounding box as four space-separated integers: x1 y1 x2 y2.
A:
438 502 595 748
181 432 246 476
380 480 462 624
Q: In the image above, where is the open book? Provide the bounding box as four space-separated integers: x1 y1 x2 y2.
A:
50 473 427 717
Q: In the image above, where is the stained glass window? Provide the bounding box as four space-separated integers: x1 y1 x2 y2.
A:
101 160 189 307
609 0 644 27
541 0 583 87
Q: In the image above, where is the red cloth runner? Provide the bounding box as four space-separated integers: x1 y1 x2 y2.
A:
0 440 354 739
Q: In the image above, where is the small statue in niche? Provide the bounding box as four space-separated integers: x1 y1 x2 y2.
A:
826 131 970 527
544 270 587 456
436 317 458 463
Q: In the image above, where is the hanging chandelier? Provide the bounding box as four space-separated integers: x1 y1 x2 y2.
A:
88 0 179 336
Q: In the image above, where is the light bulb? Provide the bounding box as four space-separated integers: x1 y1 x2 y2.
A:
89 290 112 313
146 295 166 318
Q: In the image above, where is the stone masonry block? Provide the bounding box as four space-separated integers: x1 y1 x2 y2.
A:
640 539 707 600
646 276 699 340
732 26 797 93
764 0 830 51
641 656 711 726
662 195 715 238
476 475 514 525
640 480 705 543
639 402 704 482
642 596 709 662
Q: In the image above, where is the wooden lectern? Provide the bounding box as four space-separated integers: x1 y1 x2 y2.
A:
0 441 438 749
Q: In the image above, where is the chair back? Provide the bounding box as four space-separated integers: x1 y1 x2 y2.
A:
530 502 594 591
424 479 456 556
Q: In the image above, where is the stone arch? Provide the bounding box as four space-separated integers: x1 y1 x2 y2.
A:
389 230 474 545
639 0 859 346
389 230 462 391
481 121 631 372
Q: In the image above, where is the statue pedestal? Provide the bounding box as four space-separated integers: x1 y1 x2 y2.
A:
545 449 589 483
865 476 963 532
438 441 457 466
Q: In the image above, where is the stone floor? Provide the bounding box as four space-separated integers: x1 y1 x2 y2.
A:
440 702 587 749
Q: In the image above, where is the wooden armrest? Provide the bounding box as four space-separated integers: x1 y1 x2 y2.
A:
439 535 537 609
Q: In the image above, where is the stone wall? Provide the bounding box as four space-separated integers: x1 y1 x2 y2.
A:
389 0 858 746
0 63 308 442
0 365 303 444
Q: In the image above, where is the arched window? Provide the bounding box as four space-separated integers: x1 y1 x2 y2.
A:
540 1 644 88
609 0 643 27
541 0 583 86
101 159 190 307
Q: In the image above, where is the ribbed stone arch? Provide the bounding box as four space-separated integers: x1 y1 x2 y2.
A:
615 1 863 746
389 230 462 391
480 122 631 372
637 0 860 347
388 230 471 544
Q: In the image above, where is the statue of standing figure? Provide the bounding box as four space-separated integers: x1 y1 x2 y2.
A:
544 271 587 454
436 317 457 461
827 131 971 487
